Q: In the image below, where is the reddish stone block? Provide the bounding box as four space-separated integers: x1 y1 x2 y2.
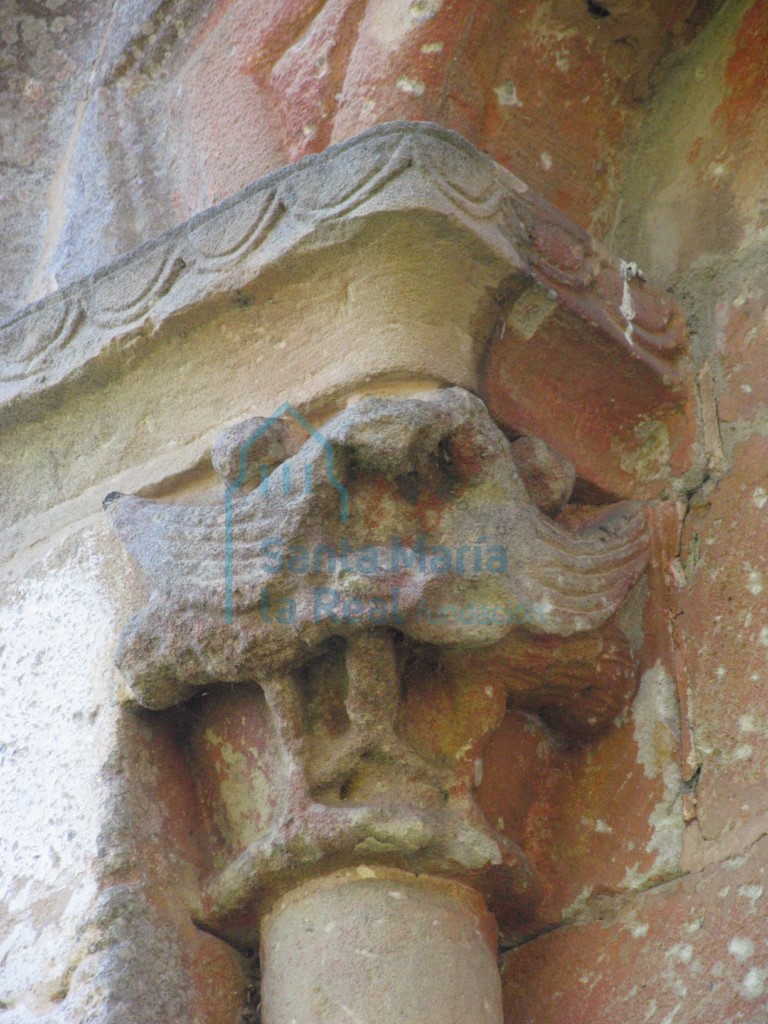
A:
679 434 768 841
93 707 249 1019
482 214 695 499
174 0 713 233
714 273 768 424
331 0 511 155
474 505 689 938
503 834 768 1024
711 0 768 248
618 0 768 281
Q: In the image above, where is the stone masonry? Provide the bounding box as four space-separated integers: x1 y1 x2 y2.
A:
2 3 767 1023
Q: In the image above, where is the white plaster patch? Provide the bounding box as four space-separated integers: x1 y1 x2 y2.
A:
396 77 426 96
746 568 763 595
494 82 523 107
562 885 593 922
759 626 768 647
660 1004 682 1024
729 936 755 961
632 662 680 780
0 528 121 1010
738 884 763 910
420 41 444 53
666 944 693 964
541 151 552 171
618 259 644 347
740 966 767 1000
507 286 558 341
644 999 658 1021
409 0 442 21
630 662 683 880
753 487 768 509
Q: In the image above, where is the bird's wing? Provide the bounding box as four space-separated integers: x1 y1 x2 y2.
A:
106 493 229 595
518 500 649 635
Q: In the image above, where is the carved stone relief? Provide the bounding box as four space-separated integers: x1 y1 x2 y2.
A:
89 122 694 1023
1 123 691 508
106 386 650 976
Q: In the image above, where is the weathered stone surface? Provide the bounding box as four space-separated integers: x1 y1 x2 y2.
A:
0 123 691 426
0 529 117 1017
614 0 768 285
261 867 502 1024
0 1 114 321
0 208 504 573
0 526 246 1022
0 0 721 322
0 0 220 321
1 114 694 1015
483 264 694 499
608 0 768 919
106 388 650 702
508 436 575 517
469 502 687 940
503 833 768 1024
715 275 768 426
105 386 655 946
678 434 768 844
0 124 694 576
3 4 765 1024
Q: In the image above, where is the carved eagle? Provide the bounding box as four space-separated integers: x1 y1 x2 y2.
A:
105 387 649 710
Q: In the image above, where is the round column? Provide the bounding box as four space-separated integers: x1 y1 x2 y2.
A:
260 866 503 1024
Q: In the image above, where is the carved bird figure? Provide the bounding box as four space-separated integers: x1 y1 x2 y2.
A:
105 387 649 712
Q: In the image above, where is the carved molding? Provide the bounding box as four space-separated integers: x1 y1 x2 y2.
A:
2 122 692 498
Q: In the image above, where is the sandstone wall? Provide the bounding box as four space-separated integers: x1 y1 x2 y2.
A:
504 3 768 1019
2 2 767 1022
1 0 714 320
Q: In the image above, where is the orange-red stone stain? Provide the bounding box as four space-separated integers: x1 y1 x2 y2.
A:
714 0 768 141
687 134 703 165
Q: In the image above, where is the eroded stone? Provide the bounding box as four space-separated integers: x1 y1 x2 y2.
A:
106 387 651 945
